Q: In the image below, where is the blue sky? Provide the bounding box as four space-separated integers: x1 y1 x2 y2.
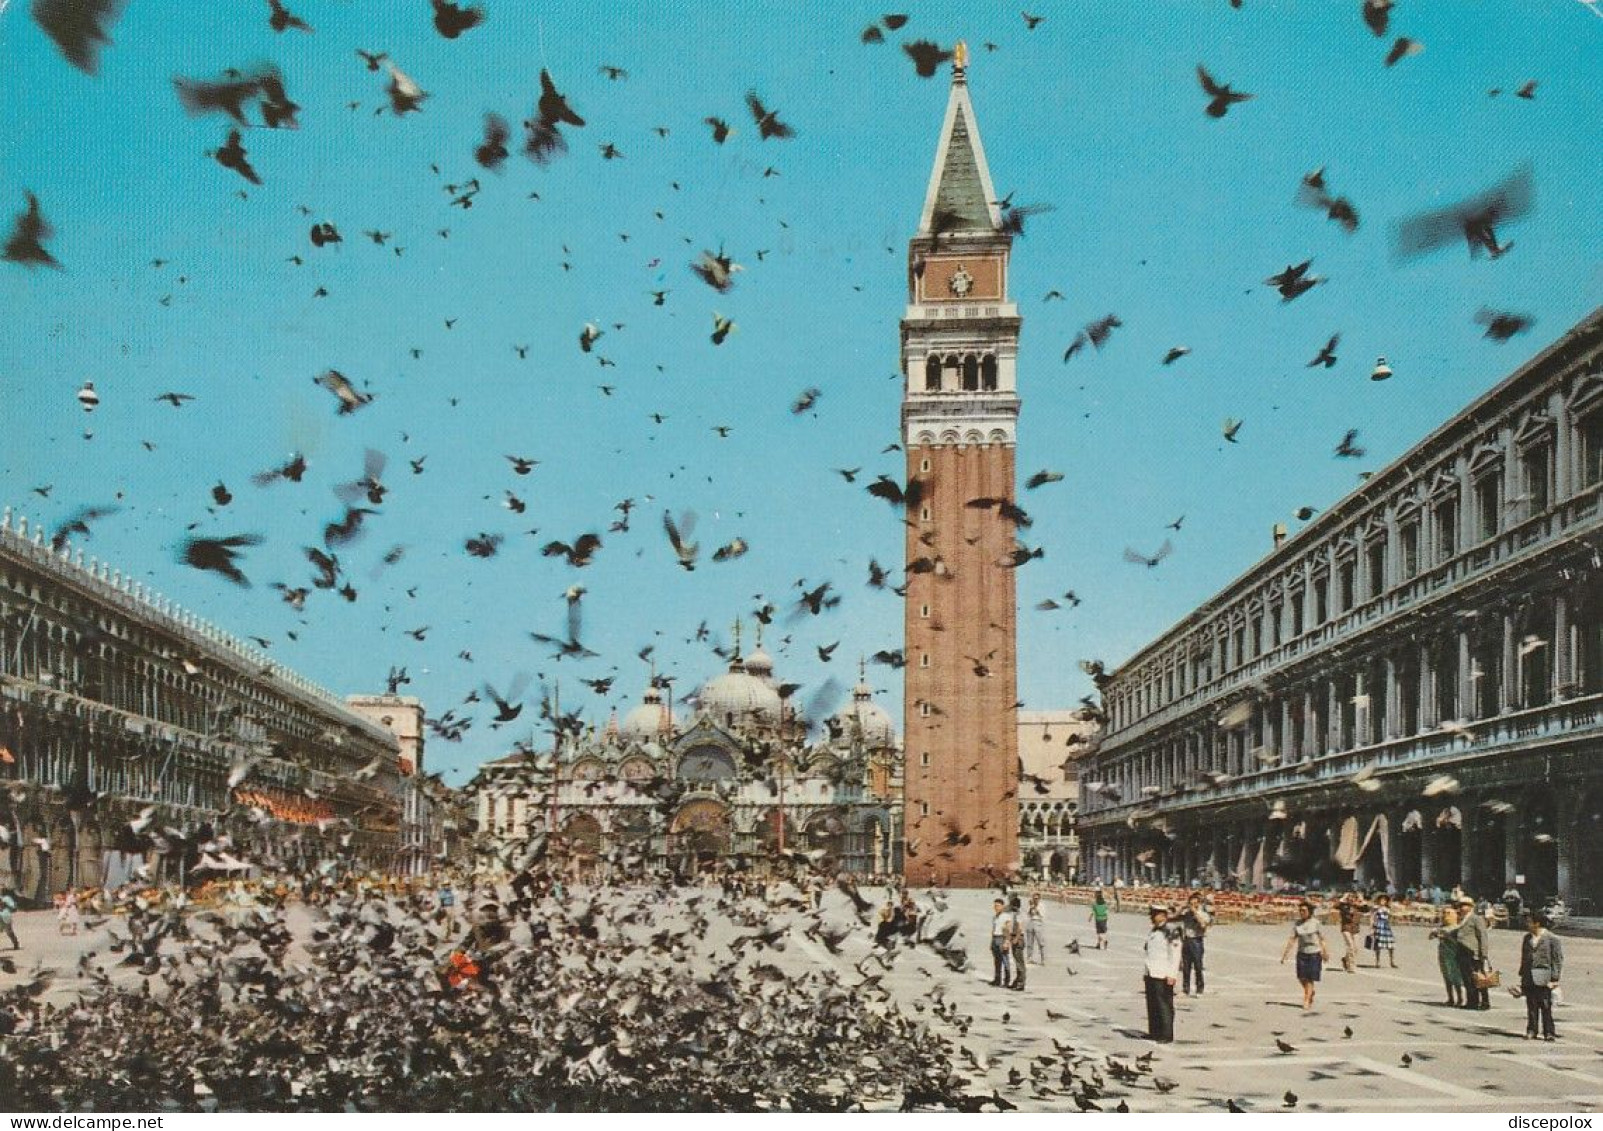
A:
3 0 1600 785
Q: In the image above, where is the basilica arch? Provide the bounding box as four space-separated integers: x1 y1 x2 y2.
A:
670 799 731 859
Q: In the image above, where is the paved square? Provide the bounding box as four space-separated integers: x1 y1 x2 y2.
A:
2 885 1598 1111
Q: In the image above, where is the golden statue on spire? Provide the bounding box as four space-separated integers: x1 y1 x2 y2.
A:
954 40 969 73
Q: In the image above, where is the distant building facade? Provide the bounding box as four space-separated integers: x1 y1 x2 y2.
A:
346 694 464 875
1016 711 1096 879
1079 308 1603 909
0 509 421 898
470 642 903 878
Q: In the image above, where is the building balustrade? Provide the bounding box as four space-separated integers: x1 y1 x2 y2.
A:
0 509 393 749
1103 483 1603 750
1083 691 1603 824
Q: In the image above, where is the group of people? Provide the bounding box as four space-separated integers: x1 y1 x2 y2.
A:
875 892 922 947
1118 886 1573 1045
1276 891 1565 1040
989 893 1047 990
1332 891 1397 971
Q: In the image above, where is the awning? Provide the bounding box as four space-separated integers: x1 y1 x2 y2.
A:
1217 701 1252 729
1332 816 1360 868
194 852 251 873
234 788 335 825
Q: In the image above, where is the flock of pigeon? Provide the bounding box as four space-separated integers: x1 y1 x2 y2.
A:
4 0 1562 773
0 848 1046 1112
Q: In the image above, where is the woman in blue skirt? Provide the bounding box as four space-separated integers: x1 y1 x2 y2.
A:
1280 900 1330 1011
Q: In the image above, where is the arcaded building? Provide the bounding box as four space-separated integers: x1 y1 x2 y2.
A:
900 45 1023 886
1079 308 1603 909
470 641 903 878
0 509 429 897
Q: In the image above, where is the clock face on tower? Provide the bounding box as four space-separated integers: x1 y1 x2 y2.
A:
948 267 974 297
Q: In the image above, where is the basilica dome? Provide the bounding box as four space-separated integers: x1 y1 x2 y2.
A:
833 680 896 746
698 658 782 727
619 683 676 741
743 643 775 683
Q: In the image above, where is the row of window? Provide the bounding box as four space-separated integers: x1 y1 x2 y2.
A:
1094 602 1603 805
1109 420 1603 733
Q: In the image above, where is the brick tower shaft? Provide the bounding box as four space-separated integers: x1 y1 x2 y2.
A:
900 45 1022 887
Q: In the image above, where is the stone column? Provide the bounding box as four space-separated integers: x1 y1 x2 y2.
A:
1354 670 1370 747
1281 698 1295 763
1553 389 1572 503
1460 803 1476 890
1420 642 1438 729
1501 611 1517 713
1504 806 1521 886
1458 631 1473 721
1502 423 1520 527
1303 688 1318 757
1557 791 1580 904
1327 679 1342 753
1384 656 1400 740
1554 594 1571 699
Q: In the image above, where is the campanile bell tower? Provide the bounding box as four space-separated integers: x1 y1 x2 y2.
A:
901 44 1021 886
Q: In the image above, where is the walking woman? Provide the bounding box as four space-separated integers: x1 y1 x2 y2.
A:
1280 900 1330 1011
1518 910 1563 1041
1369 894 1397 968
1431 905 1466 1006
1025 893 1047 965
1089 889 1110 949
57 889 80 936
0 887 19 950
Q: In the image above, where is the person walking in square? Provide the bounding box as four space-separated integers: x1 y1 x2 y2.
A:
1431 905 1467 1006
57 889 80 936
1369 893 1397 968
1281 900 1330 1012
1007 894 1028 989
1024 893 1047 965
1518 910 1562 1041
1337 892 1367 973
989 897 1013 988
1143 905 1182 1042
1178 892 1210 995
1451 895 1492 1010
1089 889 1111 949
0 887 19 950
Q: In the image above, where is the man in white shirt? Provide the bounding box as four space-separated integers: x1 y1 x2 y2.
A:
1143 905 1183 1042
990 898 1015 988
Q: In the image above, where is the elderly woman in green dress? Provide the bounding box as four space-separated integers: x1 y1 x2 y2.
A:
1430 905 1466 1006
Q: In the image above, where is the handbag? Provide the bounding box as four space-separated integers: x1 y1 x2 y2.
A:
1363 934 1374 950
1473 967 1502 989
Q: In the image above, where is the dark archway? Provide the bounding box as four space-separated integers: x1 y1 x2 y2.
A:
1571 790 1603 915
1427 813 1462 889
1471 807 1508 896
